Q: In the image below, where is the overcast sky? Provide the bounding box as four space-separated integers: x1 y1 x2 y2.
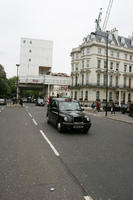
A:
0 0 133 78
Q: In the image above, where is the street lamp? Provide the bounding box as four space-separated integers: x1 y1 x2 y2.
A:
16 64 20 103
91 31 109 116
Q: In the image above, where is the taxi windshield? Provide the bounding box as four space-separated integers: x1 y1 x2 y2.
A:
59 101 81 111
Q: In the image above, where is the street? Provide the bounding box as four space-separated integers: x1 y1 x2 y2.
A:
0 104 133 200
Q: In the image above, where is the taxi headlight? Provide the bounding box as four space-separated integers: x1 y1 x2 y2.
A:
85 116 90 121
64 116 68 122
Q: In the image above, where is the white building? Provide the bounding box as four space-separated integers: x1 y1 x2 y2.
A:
70 29 133 106
19 38 53 77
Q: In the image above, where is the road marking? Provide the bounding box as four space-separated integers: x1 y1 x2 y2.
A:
40 130 60 157
32 118 38 126
84 196 94 200
28 112 32 118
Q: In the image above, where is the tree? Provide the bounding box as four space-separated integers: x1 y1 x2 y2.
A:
0 64 9 97
0 64 6 79
7 77 17 98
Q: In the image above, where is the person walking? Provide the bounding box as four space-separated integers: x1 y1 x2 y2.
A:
19 98 23 107
111 103 115 114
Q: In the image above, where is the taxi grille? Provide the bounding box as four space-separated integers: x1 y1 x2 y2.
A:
74 117 83 122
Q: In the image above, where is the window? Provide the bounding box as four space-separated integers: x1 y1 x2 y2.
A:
87 48 90 54
124 65 127 72
116 76 118 88
130 55 132 61
81 91 83 100
123 93 125 104
104 49 106 56
96 91 100 100
129 66 132 72
125 54 127 60
76 64 78 71
128 93 131 102
109 92 112 101
29 41 32 44
129 78 131 88
29 58 31 62
82 60 84 69
82 74 84 86
116 92 119 102
86 60 89 68
110 50 114 56
72 64 74 71
71 91 73 99
98 48 102 54
97 60 101 68
116 51 120 58
110 62 113 70
85 91 88 100
103 74 106 86
23 40 26 43
116 63 119 71
75 76 78 86
124 77 126 88
86 73 89 85
97 74 100 86
29 49 32 53
104 61 107 68
110 75 113 87
74 91 77 100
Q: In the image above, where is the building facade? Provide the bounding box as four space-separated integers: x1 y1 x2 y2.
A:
19 38 53 77
70 29 133 106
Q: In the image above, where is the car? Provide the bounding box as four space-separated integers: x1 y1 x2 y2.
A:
0 98 6 105
121 104 129 114
46 98 91 133
129 104 133 117
36 98 45 106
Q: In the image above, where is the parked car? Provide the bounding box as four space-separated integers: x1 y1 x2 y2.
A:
36 98 45 106
121 104 129 114
129 104 133 117
0 98 6 105
46 97 91 133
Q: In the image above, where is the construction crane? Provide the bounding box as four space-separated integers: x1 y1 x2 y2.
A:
95 8 102 31
102 0 114 31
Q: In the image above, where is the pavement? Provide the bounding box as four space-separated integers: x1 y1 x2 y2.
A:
83 107 133 125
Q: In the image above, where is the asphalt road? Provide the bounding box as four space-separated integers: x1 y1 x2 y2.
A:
0 103 133 200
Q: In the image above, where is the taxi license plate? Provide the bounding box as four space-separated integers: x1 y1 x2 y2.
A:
73 125 83 129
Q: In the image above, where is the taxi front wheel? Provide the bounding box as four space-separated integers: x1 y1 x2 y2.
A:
57 121 63 133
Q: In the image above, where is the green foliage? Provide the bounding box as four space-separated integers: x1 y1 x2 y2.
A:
21 90 39 98
0 64 6 79
7 76 17 97
0 64 9 97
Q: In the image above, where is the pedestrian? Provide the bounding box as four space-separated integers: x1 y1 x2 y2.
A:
96 101 100 112
111 103 115 114
19 98 23 107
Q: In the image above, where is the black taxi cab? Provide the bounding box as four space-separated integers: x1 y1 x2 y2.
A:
46 97 91 133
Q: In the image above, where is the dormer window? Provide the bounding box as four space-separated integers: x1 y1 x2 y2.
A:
108 34 113 41
121 37 125 45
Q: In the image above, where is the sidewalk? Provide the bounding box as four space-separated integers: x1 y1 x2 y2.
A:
84 107 133 125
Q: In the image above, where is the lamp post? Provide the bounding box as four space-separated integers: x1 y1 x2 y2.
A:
91 31 109 116
16 64 20 104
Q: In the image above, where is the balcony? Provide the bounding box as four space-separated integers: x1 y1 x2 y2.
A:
96 68 106 73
